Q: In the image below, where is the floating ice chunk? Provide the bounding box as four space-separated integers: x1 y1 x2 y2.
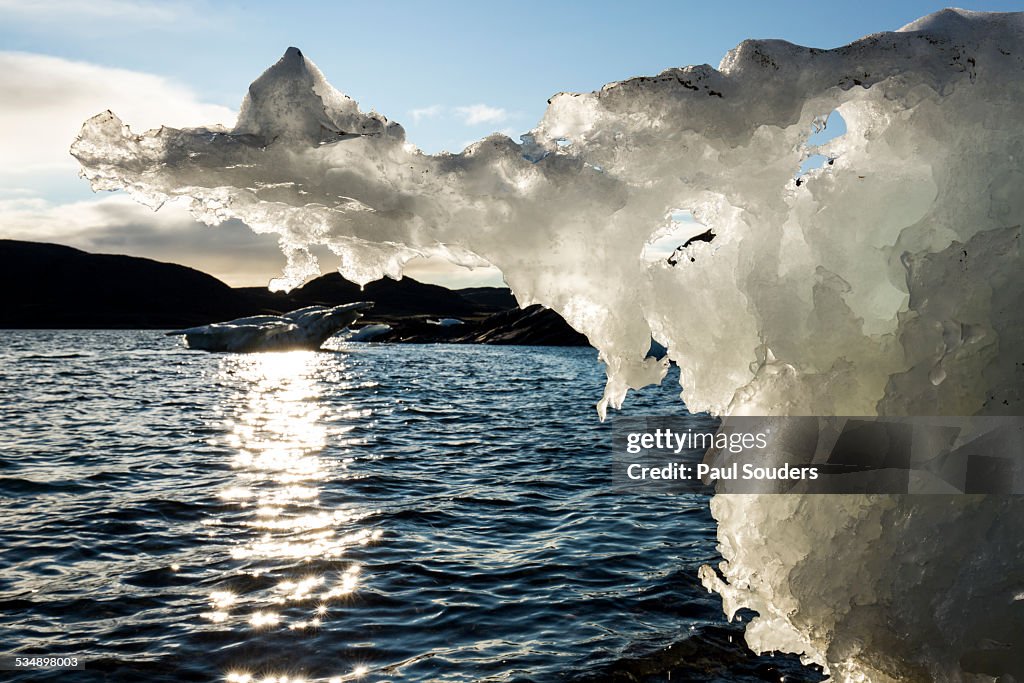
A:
167 303 371 352
344 323 392 342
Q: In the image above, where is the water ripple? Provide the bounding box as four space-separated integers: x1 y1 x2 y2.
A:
0 331 822 682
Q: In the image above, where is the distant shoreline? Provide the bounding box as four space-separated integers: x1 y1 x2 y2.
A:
0 239 589 346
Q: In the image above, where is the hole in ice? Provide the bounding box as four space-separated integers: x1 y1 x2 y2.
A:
807 110 847 147
667 228 716 265
643 210 715 264
798 153 832 176
797 110 847 178
555 138 571 148
646 337 668 360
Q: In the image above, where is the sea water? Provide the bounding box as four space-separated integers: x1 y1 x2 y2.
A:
0 331 820 682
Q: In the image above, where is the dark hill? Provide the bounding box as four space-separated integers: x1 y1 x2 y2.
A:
0 240 248 328
455 287 518 312
238 272 482 318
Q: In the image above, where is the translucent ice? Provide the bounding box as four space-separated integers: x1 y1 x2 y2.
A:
74 10 1024 680
167 303 370 352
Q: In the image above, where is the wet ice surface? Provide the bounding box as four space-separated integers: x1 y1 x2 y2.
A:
0 331 822 682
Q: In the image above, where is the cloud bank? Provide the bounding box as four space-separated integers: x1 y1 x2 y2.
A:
0 51 234 178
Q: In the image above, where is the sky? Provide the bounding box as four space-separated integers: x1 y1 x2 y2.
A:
1 0 1021 289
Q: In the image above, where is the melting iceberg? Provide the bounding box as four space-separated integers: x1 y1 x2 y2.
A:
167 303 371 352
344 323 392 342
73 9 1024 680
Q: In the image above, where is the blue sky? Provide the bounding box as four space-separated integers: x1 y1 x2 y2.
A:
1 0 1021 287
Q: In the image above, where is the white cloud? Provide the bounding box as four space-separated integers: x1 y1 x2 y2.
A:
0 187 36 197
0 0 182 24
0 51 235 178
409 104 443 124
454 104 509 126
0 194 283 287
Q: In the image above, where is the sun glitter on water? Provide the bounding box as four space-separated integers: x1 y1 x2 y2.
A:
202 348 379 647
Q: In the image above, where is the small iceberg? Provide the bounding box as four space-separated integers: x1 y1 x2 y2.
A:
345 323 392 342
167 302 372 352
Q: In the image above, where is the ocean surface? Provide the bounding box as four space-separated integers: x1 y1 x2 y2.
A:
0 331 822 682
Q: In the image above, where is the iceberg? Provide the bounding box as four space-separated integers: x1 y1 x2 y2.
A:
74 9 1024 680
344 323 392 342
167 303 371 352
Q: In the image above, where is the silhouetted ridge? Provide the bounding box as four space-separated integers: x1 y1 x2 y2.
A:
0 240 589 345
0 240 246 328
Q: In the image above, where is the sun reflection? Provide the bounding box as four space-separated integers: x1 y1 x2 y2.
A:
219 486 254 501
274 576 325 603
288 617 322 631
323 564 361 600
249 349 319 382
327 665 369 683
246 509 362 532
204 348 383 657
249 611 280 628
210 591 237 609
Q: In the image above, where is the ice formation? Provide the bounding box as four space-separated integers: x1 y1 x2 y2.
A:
167 303 370 352
74 9 1024 680
344 323 392 342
